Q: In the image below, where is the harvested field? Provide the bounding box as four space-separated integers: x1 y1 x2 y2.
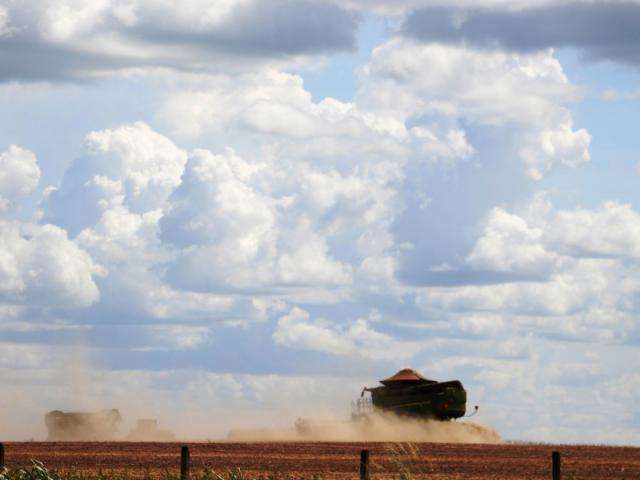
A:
3 441 640 480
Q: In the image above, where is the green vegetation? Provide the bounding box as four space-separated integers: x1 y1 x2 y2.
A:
1 462 325 480
1 444 437 480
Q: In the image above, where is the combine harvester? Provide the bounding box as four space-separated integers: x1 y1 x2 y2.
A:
45 410 176 441
352 368 478 421
45 409 122 441
228 368 491 442
288 368 483 441
126 418 175 441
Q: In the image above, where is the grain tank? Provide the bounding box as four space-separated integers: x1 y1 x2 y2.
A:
355 368 467 420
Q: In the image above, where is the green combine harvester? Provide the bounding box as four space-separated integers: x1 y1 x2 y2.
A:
353 368 476 421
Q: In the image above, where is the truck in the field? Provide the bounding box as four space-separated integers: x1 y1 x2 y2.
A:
44 409 122 440
126 418 175 441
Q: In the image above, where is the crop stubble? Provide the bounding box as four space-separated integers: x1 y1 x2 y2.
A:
4 442 640 480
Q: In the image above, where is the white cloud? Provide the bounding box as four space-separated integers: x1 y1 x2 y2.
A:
273 307 422 360
0 221 101 308
158 70 317 139
0 0 357 82
0 145 40 211
520 120 591 180
77 205 162 265
44 122 187 235
418 198 640 344
0 144 101 310
547 201 640 258
158 69 472 168
418 266 600 317
83 122 187 210
472 198 640 264
466 206 558 276
358 38 590 178
161 147 402 293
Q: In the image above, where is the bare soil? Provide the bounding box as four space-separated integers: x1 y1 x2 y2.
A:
4 441 640 480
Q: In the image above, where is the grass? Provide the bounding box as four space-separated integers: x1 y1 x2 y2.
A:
378 443 433 480
0 443 464 480
1 462 326 480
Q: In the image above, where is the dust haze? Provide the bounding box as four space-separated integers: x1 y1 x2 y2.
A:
1 345 501 444
226 411 501 444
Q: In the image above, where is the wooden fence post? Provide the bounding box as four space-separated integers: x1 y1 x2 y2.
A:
0 442 5 469
552 451 561 480
360 449 370 480
180 445 190 480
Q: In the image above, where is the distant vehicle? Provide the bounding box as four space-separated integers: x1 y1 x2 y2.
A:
353 368 473 420
45 409 122 440
126 418 175 441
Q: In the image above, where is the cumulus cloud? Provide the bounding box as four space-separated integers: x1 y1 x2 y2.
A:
273 307 421 360
161 148 373 292
0 221 101 308
358 38 590 179
547 201 640 258
417 197 640 344
403 2 640 68
44 122 187 235
350 37 591 286
33 122 277 329
157 40 591 293
0 0 358 82
0 145 40 211
465 207 559 277
158 69 467 169
0 145 100 310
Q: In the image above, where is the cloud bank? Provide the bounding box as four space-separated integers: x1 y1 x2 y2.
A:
403 2 640 67
0 0 358 82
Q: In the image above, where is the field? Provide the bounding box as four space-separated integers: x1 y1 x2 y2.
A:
4 442 640 480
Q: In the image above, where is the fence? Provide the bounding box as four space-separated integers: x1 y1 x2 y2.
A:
0 443 563 479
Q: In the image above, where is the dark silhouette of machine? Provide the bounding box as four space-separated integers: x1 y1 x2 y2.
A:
45 409 122 440
126 418 175 441
353 368 474 420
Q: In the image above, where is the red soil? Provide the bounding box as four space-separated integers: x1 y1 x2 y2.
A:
4 441 640 480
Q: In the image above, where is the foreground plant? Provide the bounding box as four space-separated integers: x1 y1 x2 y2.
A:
0 463 324 480
1 461 62 480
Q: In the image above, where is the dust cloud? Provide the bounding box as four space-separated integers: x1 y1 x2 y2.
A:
227 411 502 444
1 346 501 444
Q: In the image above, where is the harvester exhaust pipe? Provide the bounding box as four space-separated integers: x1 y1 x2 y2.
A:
464 405 479 417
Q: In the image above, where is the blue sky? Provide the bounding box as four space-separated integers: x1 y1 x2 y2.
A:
1 1 640 444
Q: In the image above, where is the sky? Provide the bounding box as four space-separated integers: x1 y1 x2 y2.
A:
1 0 640 444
